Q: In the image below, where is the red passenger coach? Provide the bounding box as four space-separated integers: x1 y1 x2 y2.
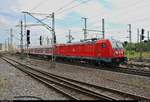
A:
21 38 127 67
28 46 52 56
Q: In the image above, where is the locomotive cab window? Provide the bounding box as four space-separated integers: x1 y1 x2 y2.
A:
101 43 106 48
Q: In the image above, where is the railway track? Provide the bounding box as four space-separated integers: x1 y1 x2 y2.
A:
128 62 150 68
18 54 150 77
2 56 149 100
56 59 150 78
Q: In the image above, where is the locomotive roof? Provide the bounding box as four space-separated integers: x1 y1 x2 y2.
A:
57 39 109 46
57 41 96 46
29 45 52 49
28 39 110 49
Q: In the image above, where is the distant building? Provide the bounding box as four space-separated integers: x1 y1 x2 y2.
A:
0 43 6 52
0 43 17 52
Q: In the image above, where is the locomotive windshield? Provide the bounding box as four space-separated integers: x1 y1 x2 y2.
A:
111 40 124 49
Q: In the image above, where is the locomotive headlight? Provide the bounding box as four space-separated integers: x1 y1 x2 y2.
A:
115 51 118 55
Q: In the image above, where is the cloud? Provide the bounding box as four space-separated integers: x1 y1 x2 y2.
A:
1 0 150 44
0 16 9 26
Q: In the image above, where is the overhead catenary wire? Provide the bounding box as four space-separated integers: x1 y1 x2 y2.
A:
29 0 77 23
24 0 92 30
25 1 78 27
54 0 92 34
88 15 150 33
54 0 92 33
29 0 81 22
56 0 92 15
20 0 150 44
29 0 49 12
83 0 142 23
55 0 76 13
24 0 150 24
86 0 150 27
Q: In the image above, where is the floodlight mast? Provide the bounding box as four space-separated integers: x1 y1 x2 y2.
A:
22 11 56 68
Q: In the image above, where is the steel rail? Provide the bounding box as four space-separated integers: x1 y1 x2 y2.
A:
2 57 78 100
3 57 150 100
128 63 150 68
2 57 114 100
57 59 150 77
17 67 109 100
24 54 150 77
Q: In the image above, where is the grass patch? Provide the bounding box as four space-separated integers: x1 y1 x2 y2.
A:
126 51 150 59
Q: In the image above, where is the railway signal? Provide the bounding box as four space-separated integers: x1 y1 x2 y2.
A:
40 36 42 45
141 28 145 40
144 40 148 43
148 31 150 41
124 41 128 46
137 29 140 43
139 28 145 61
27 30 30 45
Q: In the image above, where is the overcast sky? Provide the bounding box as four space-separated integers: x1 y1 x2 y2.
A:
0 0 150 46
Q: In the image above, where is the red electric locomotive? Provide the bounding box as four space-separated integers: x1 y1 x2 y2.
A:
55 38 127 66
22 38 127 66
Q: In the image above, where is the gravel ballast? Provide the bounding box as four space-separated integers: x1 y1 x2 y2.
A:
11 56 150 99
0 58 68 100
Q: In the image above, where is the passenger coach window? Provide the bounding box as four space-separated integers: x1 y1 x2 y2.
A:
101 43 106 48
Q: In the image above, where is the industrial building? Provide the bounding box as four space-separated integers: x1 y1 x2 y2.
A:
0 43 6 52
0 43 16 52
